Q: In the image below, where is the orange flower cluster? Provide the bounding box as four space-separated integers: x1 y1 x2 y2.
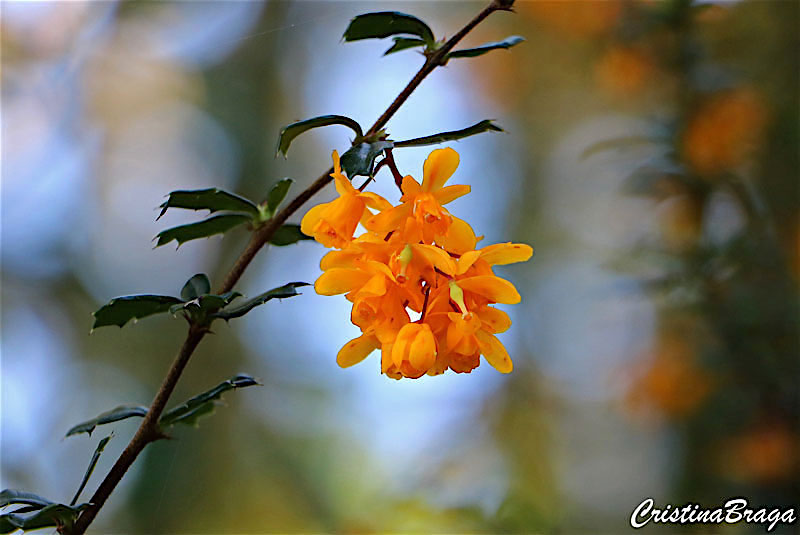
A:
301 148 532 379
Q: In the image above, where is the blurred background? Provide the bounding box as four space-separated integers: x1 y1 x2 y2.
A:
2 1 798 532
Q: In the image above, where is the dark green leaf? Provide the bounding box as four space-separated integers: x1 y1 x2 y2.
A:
155 213 252 248
266 178 293 214
159 374 261 428
181 273 211 301
447 35 525 59
70 434 112 506
158 188 258 219
340 141 393 178
0 503 90 533
0 490 53 510
169 291 242 316
66 405 148 437
393 120 503 148
92 295 182 330
270 224 314 246
343 11 434 46
212 282 310 321
384 36 426 55
276 115 363 158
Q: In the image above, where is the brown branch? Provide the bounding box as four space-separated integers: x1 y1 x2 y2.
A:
70 3 510 532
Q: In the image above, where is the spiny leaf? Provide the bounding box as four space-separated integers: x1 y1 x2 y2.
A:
393 120 503 148
212 282 310 321
270 224 314 246
169 291 242 316
0 503 90 533
92 295 182 330
276 115 363 158
266 178 293 214
66 405 148 437
159 374 261 428
158 188 259 219
0 490 53 510
447 35 525 59
343 11 435 46
70 434 112 506
340 141 393 178
155 213 252 248
384 36 426 55
181 273 211 301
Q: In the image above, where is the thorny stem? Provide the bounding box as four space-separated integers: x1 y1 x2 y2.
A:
70 3 510 532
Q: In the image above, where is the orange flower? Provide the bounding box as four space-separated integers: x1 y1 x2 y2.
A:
383 322 438 379
307 147 533 379
366 148 475 251
301 151 391 248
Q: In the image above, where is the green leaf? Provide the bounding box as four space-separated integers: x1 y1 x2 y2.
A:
159 374 261 428
181 273 211 301
270 224 314 246
66 405 148 437
0 490 53 510
0 503 90 533
212 282 310 321
393 120 503 148
169 291 243 316
70 434 112 506
157 188 259 219
340 141 393 178
92 295 182 330
343 11 435 47
384 36 426 55
447 35 525 59
155 213 252 248
276 115 363 158
266 178 293 214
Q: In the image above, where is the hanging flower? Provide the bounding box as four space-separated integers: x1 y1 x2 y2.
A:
304 147 533 379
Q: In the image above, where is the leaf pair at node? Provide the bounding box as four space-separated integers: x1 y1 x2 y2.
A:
1 489 91 533
277 117 505 180
91 274 309 330
156 183 313 248
64 374 262 438
343 11 524 61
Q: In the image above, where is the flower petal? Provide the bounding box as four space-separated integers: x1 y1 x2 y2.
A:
337 333 379 368
411 244 456 276
315 268 371 295
422 147 459 192
475 330 513 373
300 203 328 236
476 306 511 333
364 202 413 233
434 184 471 205
334 173 356 196
456 250 482 275
409 327 436 371
320 249 361 270
436 216 477 255
356 273 387 298
480 243 533 266
457 275 521 304
359 191 392 212
400 175 422 199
